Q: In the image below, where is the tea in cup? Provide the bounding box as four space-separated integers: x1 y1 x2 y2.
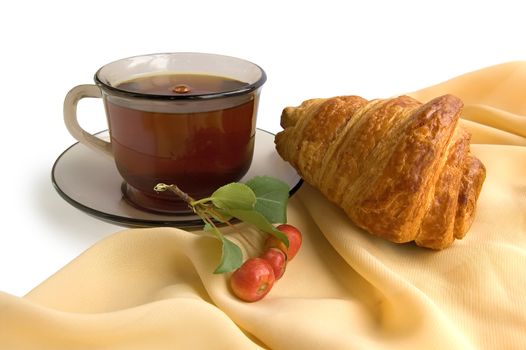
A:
64 53 266 214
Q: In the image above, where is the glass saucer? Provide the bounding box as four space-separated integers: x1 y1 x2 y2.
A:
51 129 302 228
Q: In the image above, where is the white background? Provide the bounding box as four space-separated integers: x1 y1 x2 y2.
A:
0 0 525 296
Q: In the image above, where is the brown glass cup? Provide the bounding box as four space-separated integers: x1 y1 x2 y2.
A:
64 53 266 214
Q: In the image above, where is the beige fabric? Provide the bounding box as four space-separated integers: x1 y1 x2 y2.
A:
1 62 525 349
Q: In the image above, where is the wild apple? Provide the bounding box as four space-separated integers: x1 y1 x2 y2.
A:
230 258 275 302
265 224 303 261
260 248 287 279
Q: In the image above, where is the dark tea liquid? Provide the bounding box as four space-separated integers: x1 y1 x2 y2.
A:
105 74 256 213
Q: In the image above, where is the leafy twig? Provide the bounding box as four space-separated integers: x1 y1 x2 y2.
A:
154 176 290 273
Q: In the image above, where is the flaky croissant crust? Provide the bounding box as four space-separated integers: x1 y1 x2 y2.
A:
275 94 486 249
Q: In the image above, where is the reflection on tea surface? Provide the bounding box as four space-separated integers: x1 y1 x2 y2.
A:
116 73 249 96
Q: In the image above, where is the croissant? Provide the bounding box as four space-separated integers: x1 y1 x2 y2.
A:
275 94 486 249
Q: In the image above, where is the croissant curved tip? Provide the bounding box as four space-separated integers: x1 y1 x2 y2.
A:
280 106 297 128
432 94 464 110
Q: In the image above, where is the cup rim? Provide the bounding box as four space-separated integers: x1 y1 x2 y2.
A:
94 52 267 101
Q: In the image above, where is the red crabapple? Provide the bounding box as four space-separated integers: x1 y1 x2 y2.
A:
265 224 303 261
260 248 287 280
230 258 275 302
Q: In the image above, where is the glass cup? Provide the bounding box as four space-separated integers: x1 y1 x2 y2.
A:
64 52 266 214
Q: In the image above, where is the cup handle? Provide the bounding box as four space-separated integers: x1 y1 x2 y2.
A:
63 84 113 157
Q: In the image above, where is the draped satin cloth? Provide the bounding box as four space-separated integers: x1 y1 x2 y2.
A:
1 62 525 349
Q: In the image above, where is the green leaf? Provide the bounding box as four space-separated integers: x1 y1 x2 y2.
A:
214 236 243 274
209 207 233 223
228 208 289 247
246 176 289 223
199 216 242 273
203 222 214 232
211 183 256 211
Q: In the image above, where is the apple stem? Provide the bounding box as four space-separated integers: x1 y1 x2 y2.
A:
154 183 195 204
208 206 260 252
233 230 260 253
